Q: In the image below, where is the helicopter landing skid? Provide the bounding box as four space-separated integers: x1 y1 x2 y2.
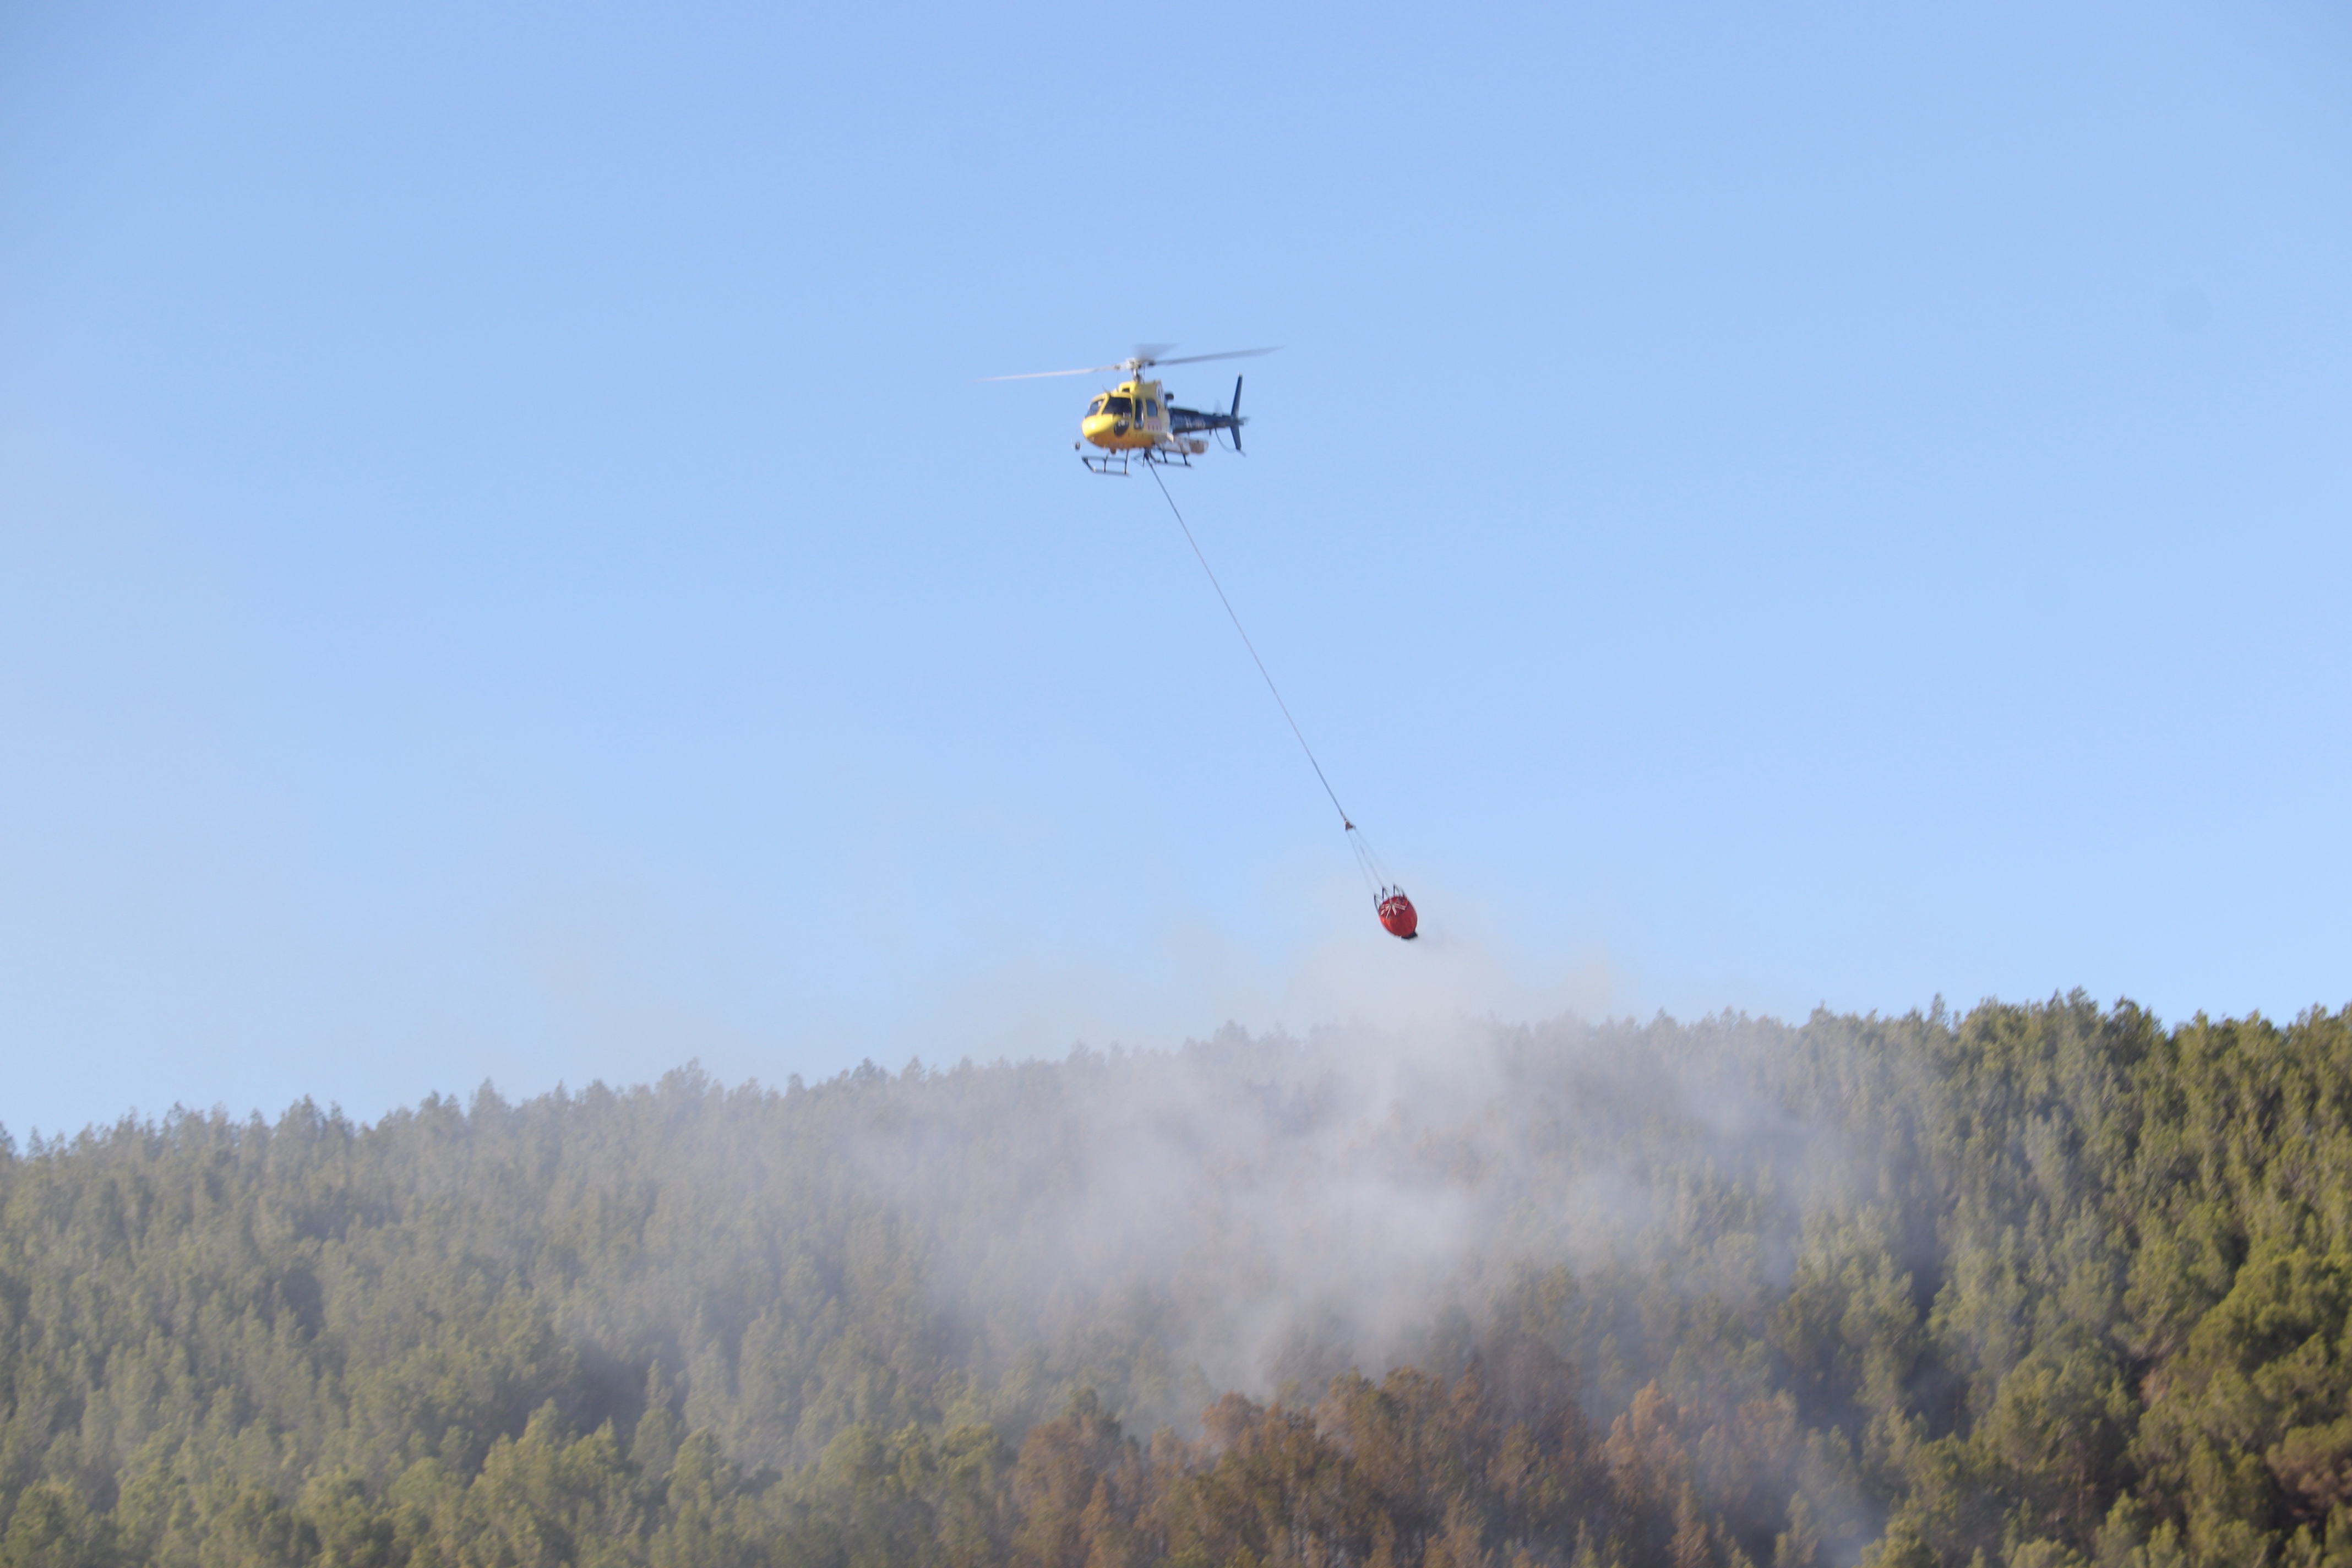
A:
1080 447 1196 477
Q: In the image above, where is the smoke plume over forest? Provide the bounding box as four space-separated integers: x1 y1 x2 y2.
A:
2 997 2349 1567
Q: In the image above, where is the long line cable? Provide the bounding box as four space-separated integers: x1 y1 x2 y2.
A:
1148 462 1392 897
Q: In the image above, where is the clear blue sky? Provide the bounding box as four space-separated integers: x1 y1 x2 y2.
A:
4 2 2347 1136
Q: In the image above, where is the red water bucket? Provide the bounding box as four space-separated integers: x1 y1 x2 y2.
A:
1376 892 1419 940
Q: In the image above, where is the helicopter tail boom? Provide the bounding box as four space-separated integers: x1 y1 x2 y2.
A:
1168 375 1249 452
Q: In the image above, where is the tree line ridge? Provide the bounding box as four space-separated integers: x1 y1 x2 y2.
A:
1 997 2349 1566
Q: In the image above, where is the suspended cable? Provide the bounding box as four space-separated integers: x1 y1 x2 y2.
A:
1146 464 1397 902
1148 462 1356 816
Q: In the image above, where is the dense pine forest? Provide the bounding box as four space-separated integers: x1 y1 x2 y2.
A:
2 997 2350 1566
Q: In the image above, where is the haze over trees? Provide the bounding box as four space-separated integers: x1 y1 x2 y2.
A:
2 997 2349 1566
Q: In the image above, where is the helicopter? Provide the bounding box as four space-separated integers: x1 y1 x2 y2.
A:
984 346 1275 475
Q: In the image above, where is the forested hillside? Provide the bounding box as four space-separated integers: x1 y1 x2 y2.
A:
2 997 2350 1566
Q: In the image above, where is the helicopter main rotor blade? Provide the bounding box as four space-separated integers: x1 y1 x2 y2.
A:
981 346 1278 380
979 362 1128 382
1145 346 1280 368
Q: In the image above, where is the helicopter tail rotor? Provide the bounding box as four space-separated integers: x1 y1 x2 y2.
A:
1229 375 1244 454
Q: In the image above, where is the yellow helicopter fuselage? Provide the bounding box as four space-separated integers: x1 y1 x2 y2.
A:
1081 377 1200 453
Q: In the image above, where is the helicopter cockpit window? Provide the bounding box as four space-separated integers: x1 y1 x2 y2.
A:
1104 396 1134 415
1087 397 1107 416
